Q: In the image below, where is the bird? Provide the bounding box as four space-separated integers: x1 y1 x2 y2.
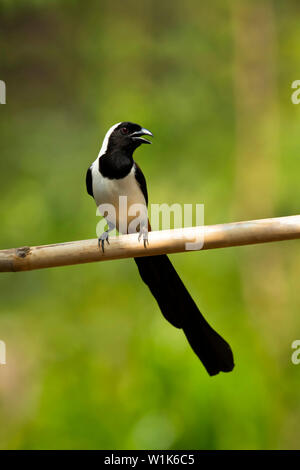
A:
86 121 234 376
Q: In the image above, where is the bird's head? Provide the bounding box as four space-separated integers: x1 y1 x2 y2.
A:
100 122 153 157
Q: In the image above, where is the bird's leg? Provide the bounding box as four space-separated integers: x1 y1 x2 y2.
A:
138 221 149 248
98 221 115 253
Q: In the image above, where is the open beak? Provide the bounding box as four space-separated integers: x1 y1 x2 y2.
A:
131 127 153 144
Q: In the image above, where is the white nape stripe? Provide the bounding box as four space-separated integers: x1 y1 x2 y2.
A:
97 122 121 159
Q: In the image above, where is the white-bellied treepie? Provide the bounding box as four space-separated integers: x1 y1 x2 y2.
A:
86 122 234 376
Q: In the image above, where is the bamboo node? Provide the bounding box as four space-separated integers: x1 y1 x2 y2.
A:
16 247 31 259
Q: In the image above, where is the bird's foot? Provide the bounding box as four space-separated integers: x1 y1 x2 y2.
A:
98 231 110 253
138 228 149 248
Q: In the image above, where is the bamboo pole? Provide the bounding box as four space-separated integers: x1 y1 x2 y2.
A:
0 215 299 273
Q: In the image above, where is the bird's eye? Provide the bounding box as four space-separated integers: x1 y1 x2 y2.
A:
121 127 129 135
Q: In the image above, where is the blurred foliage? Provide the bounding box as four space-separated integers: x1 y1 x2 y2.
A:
0 0 300 450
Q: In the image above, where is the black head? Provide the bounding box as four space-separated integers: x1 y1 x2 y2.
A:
103 122 153 155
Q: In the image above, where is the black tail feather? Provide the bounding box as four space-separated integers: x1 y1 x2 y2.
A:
134 255 234 376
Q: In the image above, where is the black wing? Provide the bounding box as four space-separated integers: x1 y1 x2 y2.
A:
86 166 94 198
134 162 148 206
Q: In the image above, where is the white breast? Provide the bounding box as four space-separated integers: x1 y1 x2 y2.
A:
91 161 147 233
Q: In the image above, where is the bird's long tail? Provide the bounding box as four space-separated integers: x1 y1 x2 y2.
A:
134 255 234 376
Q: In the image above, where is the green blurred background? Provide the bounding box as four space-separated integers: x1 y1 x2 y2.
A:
1 0 300 450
